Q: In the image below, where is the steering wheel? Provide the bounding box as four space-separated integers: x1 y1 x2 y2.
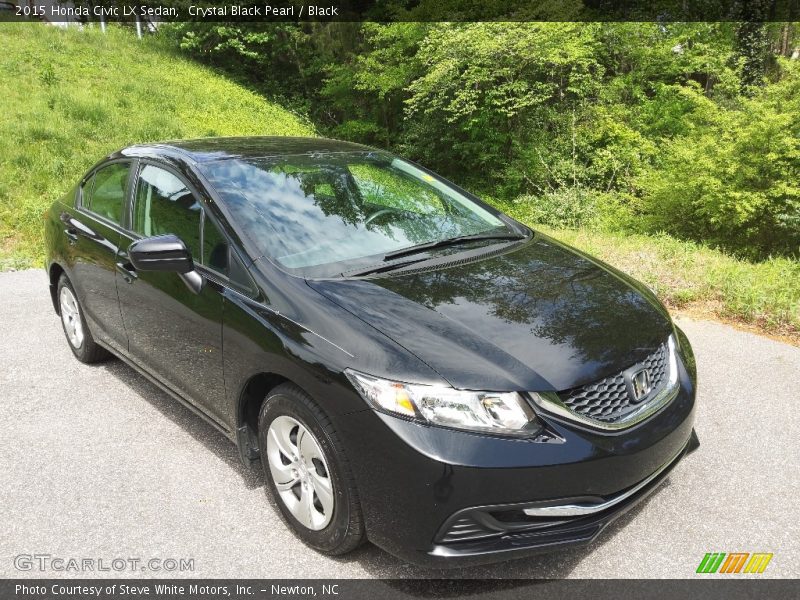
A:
365 207 403 226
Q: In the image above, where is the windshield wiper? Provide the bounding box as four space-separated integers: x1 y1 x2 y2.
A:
383 231 526 261
341 257 431 278
341 231 528 278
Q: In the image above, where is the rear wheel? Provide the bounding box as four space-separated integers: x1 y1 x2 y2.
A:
57 274 110 364
258 383 365 555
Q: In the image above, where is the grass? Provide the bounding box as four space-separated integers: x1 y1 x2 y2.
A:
496 201 800 344
0 23 313 268
1 24 797 344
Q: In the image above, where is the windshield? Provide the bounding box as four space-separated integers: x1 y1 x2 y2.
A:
200 152 508 277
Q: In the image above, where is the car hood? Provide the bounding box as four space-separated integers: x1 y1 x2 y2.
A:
307 234 673 392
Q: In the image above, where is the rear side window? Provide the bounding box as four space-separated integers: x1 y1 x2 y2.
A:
85 162 130 224
133 164 202 261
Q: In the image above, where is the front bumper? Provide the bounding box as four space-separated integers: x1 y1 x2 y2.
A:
429 429 699 562
333 334 698 566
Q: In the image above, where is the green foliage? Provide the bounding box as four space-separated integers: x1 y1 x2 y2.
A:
323 22 426 145
507 189 627 230
8 20 800 262
637 62 800 258
167 20 796 259
163 23 310 97
3 19 799 338
0 23 313 268
363 21 795 259
403 23 604 193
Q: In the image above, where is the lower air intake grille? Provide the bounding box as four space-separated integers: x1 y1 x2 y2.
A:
437 515 498 544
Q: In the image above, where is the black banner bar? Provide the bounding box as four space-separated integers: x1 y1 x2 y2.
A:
1 0 799 23
2 579 799 600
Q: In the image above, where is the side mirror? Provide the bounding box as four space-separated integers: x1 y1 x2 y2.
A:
128 234 204 294
129 234 194 273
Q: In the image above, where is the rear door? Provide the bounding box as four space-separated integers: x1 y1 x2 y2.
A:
115 161 227 424
61 160 132 353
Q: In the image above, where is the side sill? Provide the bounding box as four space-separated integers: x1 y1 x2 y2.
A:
94 339 234 441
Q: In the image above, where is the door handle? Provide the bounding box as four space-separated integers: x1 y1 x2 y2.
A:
116 260 138 283
64 228 79 244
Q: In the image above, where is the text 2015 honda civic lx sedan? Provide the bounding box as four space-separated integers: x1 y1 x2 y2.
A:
44 137 698 566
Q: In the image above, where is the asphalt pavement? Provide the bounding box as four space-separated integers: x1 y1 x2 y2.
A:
1 269 798 578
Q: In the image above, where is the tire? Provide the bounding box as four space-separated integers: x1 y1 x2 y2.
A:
258 383 365 555
56 274 110 364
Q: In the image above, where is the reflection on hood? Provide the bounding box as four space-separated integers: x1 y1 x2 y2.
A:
309 235 672 391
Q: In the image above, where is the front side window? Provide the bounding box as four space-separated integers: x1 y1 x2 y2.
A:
203 215 229 273
227 250 254 294
200 152 506 277
86 162 130 224
133 164 202 261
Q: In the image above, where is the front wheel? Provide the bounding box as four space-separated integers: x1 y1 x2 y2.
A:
258 383 365 555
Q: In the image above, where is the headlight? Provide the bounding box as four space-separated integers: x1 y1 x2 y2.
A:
345 369 542 437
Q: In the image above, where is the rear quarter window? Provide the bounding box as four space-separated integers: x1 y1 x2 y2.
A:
79 176 94 207
85 162 130 224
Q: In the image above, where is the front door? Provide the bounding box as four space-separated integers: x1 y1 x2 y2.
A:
116 162 226 425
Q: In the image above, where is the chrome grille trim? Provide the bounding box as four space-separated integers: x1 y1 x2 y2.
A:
560 343 669 422
530 335 679 431
522 441 686 517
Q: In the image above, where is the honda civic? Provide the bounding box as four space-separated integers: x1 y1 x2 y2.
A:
43 137 698 566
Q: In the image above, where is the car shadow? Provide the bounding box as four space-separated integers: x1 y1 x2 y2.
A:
99 358 264 490
95 355 672 580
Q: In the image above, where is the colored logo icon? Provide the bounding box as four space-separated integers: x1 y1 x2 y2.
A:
696 552 773 574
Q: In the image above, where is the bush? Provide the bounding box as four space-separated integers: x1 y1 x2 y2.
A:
509 189 599 229
166 20 800 261
636 65 800 259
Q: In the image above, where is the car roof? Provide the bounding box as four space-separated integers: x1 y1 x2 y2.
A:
120 136 376 164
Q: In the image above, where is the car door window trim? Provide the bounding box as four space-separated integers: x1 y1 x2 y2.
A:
126 159 258 298
75 158 135 233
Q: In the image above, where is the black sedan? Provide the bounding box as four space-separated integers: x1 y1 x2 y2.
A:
43 137 698 566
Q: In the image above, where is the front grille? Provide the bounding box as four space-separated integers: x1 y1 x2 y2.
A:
557 342 669 423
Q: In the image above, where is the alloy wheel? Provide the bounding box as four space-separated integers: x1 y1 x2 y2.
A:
59 287 84 349
266 415 334 531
